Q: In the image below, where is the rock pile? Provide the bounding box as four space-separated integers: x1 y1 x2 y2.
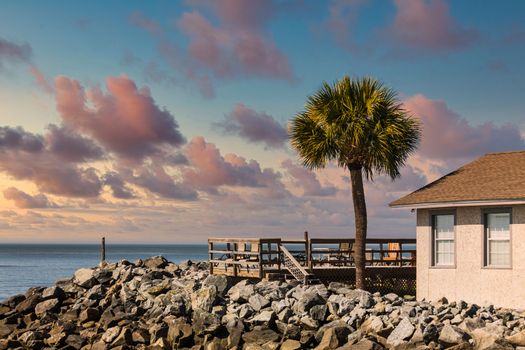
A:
1 256 525 349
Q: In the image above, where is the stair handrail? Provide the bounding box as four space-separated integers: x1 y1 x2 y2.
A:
280 244 311 284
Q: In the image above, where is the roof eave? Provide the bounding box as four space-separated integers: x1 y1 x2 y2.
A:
390 199 525 209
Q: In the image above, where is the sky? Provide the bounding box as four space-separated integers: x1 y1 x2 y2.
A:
0 0 524 243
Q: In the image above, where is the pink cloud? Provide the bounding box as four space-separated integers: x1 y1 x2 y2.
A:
45 125 104 163
404 94 525 160
3 187 56 209
177 9 294 81
281 159 337 197
29 66 53 93
323 0 369 52
102 172 135 199
128 11 161 35
386 0 478 54
215 103 288 148
0 37 32 70
126 1 294 98
0 126 102 198
183 136 289 198
54 75 185 160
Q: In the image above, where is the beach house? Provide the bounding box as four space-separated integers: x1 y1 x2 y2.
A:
390 151 525 309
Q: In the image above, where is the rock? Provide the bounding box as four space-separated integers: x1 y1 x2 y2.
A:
439 325 469 345
384 293 400 303
339 338 383 350
80 307 100 322
15 293 40 313
310 304 328 321
34 298 60 316
143 255 168 269
471 328 513 350
293 292 324 314
506 329 525 346
73 268 97 288
251 310 276 325
249 293 270 311
19 331 43 349
361 315 384 334
242 329 280 346
132 328 150 344
102 326 121 343
202 275 231 296
315 326 351 350
228 280 255 303
386 318 415 347
192 286 217 312
423 324 439 343
281 339 302 350
65 334 84 349
111 327 132 347
41 286 65 300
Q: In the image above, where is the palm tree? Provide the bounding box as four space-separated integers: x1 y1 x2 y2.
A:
289 76 420 289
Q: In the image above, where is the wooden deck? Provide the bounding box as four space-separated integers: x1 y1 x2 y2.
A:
208 234 416 294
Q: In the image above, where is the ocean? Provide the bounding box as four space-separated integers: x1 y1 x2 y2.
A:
0 244 208 300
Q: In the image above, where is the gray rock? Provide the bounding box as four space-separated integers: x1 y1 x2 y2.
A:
242 329 280 345
386 318 415 347
191 285 217 312
34 298 60 316
238 303 255 319
315 326 351 350
41 286 65 300
361 315 383 334
439 324 469 345
251 310 276 325
73 268 97 288
102 326 121 343
143 255 168 269
310 304 328 321
202 274 231 296
249 293 270 311
294 292 324 314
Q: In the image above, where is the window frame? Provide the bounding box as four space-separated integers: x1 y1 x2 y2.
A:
429 210 456 268
482 207 512 269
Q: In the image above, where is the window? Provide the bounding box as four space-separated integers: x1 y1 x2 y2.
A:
485 212 511 267
432 214 455 266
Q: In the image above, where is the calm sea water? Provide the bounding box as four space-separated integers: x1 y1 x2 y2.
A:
0 244 208 300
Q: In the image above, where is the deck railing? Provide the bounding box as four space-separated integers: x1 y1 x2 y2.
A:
208 235 416 279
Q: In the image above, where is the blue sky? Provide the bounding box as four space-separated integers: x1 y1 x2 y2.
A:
0 0 524 243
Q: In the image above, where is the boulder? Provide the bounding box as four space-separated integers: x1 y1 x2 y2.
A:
386 318 415 347
41 286 65 300
506 329 525 346
111 327 132 347
439 325 469 345
143 255 168 269
101 326 121 343
202 275 231 296
361 315 384 334
242 329 280 345
293 292 324 314
192 286 217 312
34 298 60 316
249 293 270 311
281 339 302 350
73 268 97 288
315 326 351 350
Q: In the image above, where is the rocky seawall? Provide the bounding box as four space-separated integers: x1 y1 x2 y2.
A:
1 256 524 350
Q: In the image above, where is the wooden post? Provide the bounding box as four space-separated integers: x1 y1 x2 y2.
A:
100 237 106 265
208 240 214 275
258 240 263 279
305 231 312 271
233 243 238 277
277 239 281 272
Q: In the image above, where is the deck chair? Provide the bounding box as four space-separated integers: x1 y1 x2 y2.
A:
383 242 401 265
330 242 353 266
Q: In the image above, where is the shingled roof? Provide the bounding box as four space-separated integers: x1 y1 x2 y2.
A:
390 151 525 208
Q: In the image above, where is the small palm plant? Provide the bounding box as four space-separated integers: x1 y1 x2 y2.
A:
289 76 420 289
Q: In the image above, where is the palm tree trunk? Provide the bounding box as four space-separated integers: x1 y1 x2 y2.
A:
349 165 367 290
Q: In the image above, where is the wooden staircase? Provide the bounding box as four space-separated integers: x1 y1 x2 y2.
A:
280 244 319 285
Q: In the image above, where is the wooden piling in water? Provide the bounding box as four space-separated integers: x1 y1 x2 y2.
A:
100 237 106 265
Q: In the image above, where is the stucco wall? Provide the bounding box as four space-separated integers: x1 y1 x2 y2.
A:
416 205 525 309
